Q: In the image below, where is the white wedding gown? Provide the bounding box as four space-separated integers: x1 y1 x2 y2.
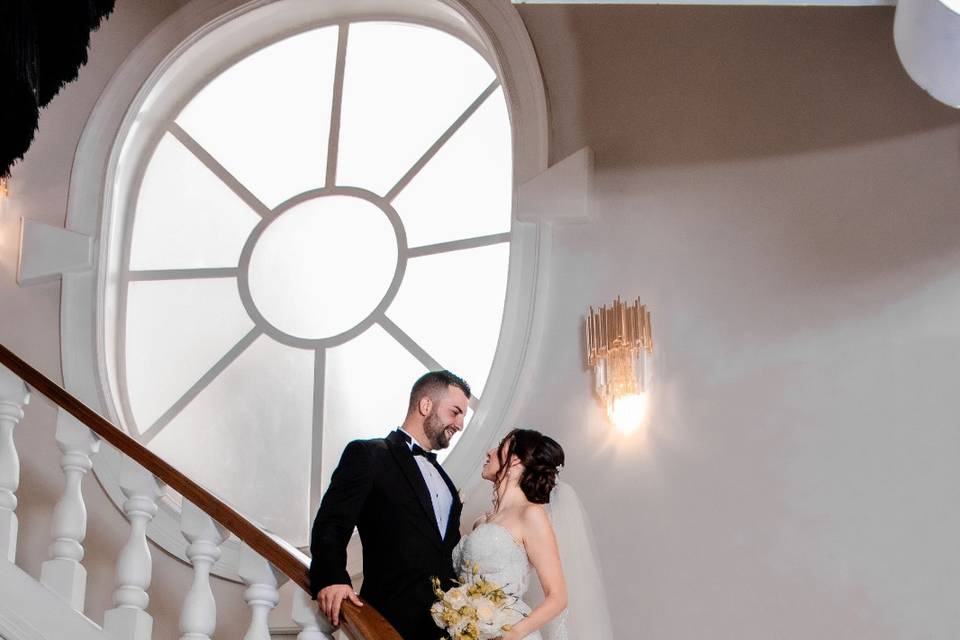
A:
452 522 562 640
450 483 612 640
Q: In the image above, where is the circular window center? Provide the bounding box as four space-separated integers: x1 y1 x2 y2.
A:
247 195 398 340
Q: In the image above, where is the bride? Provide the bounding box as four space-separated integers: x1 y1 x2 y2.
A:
451 429 613 640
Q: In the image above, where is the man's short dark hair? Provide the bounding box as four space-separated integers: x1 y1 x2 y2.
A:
408 370 471 412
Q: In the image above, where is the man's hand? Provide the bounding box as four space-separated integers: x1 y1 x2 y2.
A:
317 584 363 626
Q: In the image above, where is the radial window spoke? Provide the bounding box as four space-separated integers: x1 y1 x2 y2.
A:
149 335 314 545
130 133 262 270
407 233 510 258
128 267 238 281
140 327 261 443
175 27 340 208
337 22 496 195
384 80 500 203
386 244 510 398
377 315 445 373
169 124 271 218
325 25 349 188
125 278 256 435
310 347 326 515
392 86 512 248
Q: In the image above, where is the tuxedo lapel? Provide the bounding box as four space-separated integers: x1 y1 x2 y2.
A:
386 431 444 548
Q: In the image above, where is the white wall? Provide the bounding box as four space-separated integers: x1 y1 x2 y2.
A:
514 5 960 638
3 1 960 639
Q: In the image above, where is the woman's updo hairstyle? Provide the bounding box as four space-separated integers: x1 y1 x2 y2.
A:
495 428 565 504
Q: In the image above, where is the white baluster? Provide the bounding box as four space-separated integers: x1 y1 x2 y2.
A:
0 365 29 562
40 410 100 611
292 587 337 640
239 542 288 640
103 459 163 640
179 500 227 640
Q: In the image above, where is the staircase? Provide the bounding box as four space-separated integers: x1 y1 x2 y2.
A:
0 344 400 640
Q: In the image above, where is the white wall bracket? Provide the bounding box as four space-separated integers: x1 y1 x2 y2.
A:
17 219 94 286
517 146 594 224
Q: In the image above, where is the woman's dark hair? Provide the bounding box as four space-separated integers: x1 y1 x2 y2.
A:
495 428 565 504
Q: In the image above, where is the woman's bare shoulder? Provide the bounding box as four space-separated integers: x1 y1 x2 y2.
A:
520 502 553 535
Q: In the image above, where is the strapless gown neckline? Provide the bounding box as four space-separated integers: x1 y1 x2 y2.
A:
452 522 542 640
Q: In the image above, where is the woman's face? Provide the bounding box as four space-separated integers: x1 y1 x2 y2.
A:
481 439 511 482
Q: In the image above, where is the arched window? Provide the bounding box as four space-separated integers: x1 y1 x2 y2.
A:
63 0 548 579
117 21 511 545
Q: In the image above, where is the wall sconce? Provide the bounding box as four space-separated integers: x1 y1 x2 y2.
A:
0 178 9 197
585 297 653 432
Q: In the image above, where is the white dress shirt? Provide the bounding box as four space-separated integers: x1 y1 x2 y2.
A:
398 427 453 538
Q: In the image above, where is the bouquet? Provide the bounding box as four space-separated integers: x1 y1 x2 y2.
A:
431 562 525 640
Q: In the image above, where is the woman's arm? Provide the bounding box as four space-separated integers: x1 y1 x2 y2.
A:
501 505 568 640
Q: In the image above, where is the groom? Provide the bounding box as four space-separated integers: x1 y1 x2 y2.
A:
309 370 471 638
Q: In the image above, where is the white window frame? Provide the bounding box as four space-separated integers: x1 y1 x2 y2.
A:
61 0 550 581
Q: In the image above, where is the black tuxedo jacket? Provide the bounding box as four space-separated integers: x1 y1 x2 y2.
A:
309 430 463 639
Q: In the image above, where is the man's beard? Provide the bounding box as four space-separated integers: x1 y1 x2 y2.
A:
423 410 452 450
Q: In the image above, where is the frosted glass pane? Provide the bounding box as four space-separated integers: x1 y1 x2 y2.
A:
393 87 512 248
248 196 397 339
176 27 339 208
130 134 260 269
386 244 509 398
126 278 254 431
322 324 427 491
337 23 496 195
149 336 314 544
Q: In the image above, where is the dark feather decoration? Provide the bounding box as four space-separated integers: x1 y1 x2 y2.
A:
0 0 116 179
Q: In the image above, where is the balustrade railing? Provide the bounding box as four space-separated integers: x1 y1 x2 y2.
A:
0 343 400 640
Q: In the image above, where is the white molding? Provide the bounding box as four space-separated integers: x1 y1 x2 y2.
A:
518 146 594 224
0 561 105 640
61 0 550 582
17 219 93 286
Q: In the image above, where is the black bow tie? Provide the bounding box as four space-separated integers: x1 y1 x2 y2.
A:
411 443 438 463
397 430 440 463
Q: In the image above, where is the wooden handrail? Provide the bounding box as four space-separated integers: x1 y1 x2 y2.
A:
0 343 400 640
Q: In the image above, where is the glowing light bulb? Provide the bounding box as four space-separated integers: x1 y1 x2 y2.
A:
608 393 648 433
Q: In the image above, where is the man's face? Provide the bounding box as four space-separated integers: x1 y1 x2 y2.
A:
423 385 469 450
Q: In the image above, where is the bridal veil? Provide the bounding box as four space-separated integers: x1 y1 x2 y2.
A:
529 480 614 640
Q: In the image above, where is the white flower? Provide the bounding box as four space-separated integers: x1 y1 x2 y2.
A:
444 586 468 609
472 598 496 624
431 602 446 627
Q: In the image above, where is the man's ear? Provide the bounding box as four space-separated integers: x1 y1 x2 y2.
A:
418 395 433 416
